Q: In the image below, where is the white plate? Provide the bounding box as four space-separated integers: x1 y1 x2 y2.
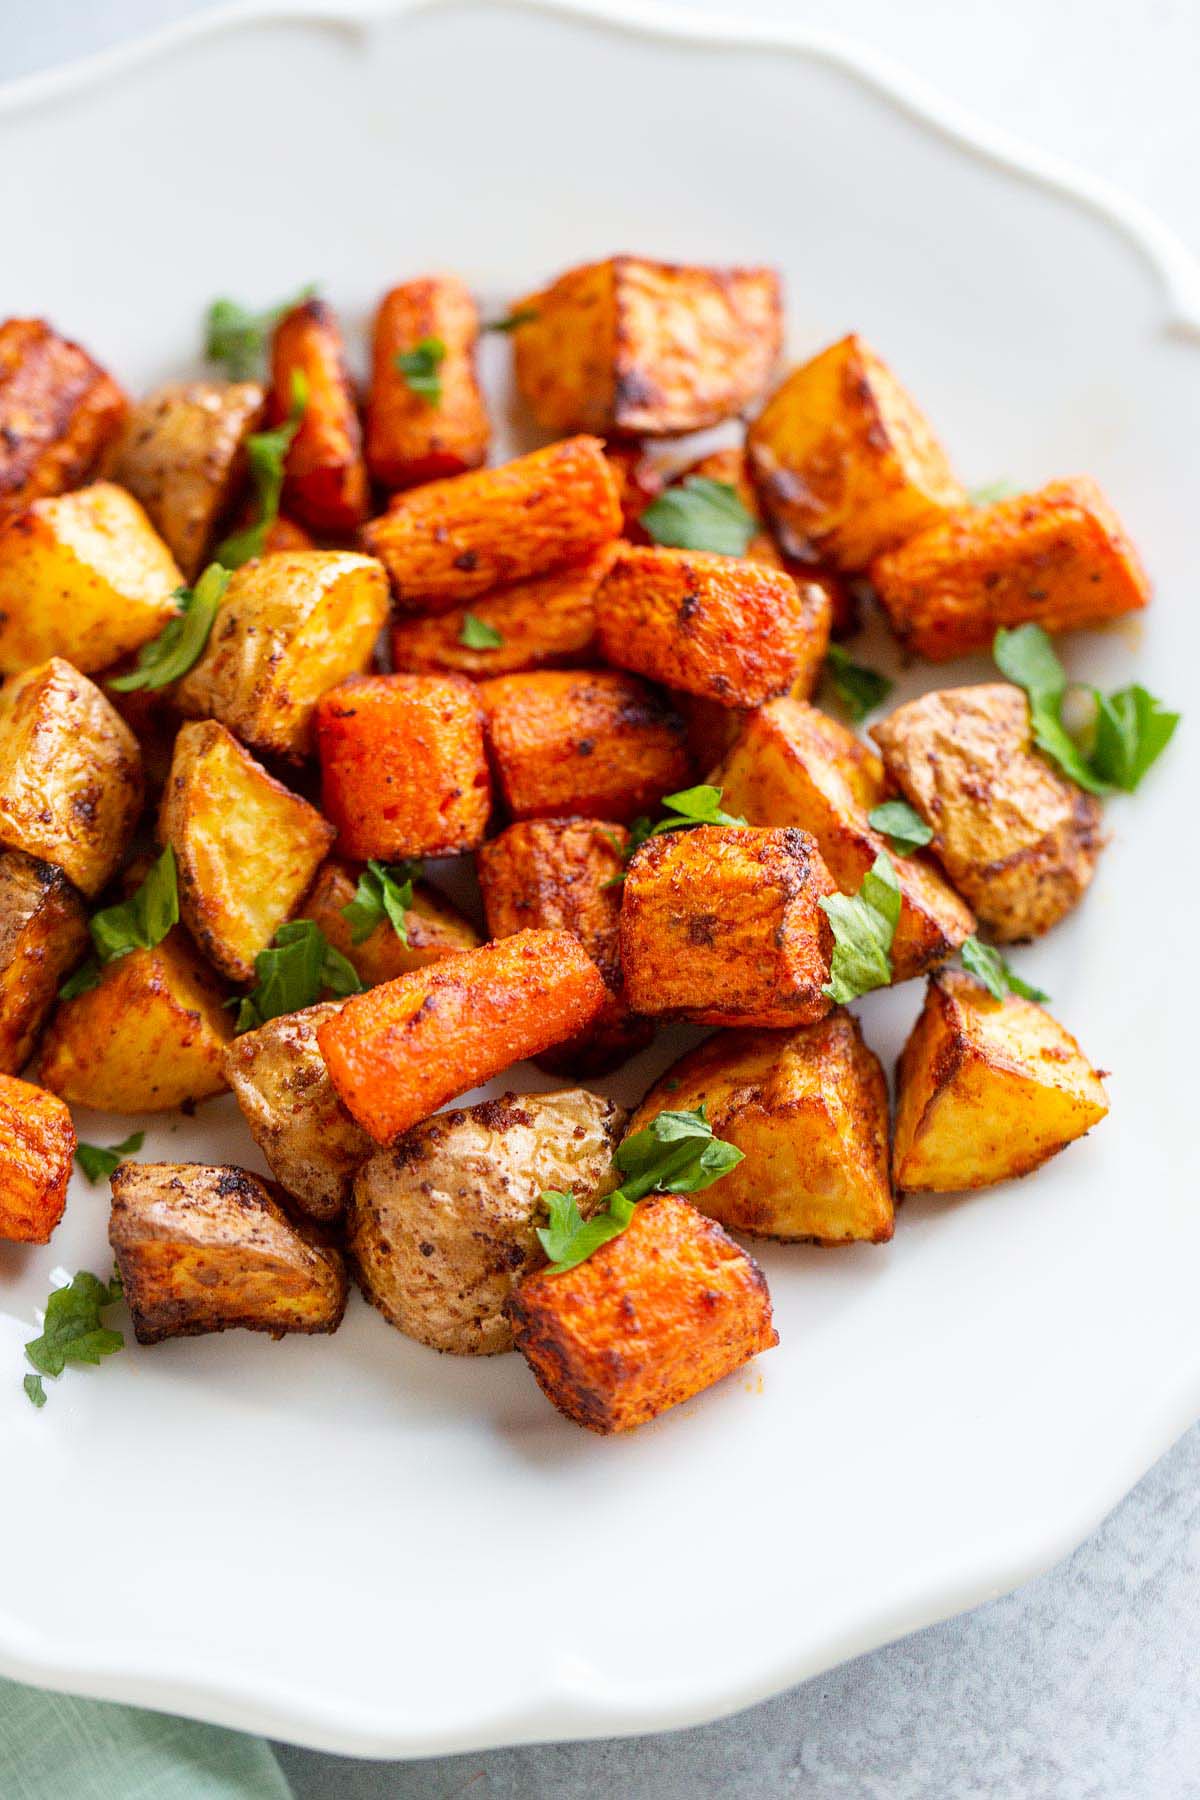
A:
1 0 1198 1759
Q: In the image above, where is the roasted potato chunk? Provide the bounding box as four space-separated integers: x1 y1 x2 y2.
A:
871 683 1103 941
713 698 973 981
349 1089 625 1355
0 482 181 675
477 819 654 1075
109 1162 347 1343
0 318 127 523
362 436 621 613
619 825 836 1027
301 856 480 988
366 275 489 489
871 477 1152 660
316 673 491 860
748 333 966 571
158 720 334 983
630 1015 892 1244
893 969 1108 1191
224 1000 372 1221
174 550 389 761
511 257 782 437
508 1194 777 1434
103 379 265 580
317 928 607 1144
269 298 368 532
0 851 89 1073
0 1073 75 1244
38 930 231 1112
0 657 142 896
479 669 689 823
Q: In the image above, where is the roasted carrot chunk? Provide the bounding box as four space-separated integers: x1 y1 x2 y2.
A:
0 1073 75 1244
270 299 369 533
871 477 1151 660
366 275 490 490
316 673 491 860
603 442 664 541
316 928 607 1143
0 318 127 524
507 1194 777 1433
362 436 621 614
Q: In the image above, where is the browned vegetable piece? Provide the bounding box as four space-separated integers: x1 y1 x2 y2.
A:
0 1073 75 1244
0 318 127 524
366 275 490 490
603 442 664 541
270 298 369 533
0 851 89 1074
301 857 480 988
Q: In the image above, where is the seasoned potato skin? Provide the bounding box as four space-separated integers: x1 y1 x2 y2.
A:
619 824 836 1027
871 683 1103 941
316 673 491 860
349 1089 625 1354
479 669 690 823
748 333 966 571
109 1162 347 1344
174 550 389 761
362 436 621 613
512 257 782 437
0 657 142 896
224 1000 372 1220
893 969 1108 1192
0 1073 75 1244
477 818 654 1074
0 318 127 523
366 275 489 490
629 1015 893 1244
507 1193 778 1434
871 477 1152 659
103 379 265 580
159 720 335 982
37 929 232 1112
317 928 607 1144
269 299 369 533
0 851 89 1074
714 698 974 982
301 857 480 988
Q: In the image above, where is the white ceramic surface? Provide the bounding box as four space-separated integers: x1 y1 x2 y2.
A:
0 0 1197 1758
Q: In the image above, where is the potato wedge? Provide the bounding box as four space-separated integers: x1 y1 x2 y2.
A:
508 1194 777 1433
0 657 142 896
109 1161 347 1343
0 1073 75 1244
301 857 480 988
158 720 335 983
174 550 389 761
871 683 1103 941
366 275 489 490
0 318 127 523
270 298 368 533
0 851 90 1074
629 1015 892 1244
349 1089 625 1354
893 969 1108 1191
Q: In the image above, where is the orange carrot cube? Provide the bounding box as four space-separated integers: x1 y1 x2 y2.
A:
270 299 369 533
0 318 127 524
366 275 489 491
0 1072 75 1243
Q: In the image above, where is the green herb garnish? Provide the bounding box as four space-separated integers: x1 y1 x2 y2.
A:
820 852 901 1003
824 645 894 723
340 861 418 947
76 1131 145 1185
640 477 756 556
459 613 504 650
605 785 747 884
867 799 933 855
204 285 316 379
395 335 446 406
961 936 1049 1004
59 847 180 999
234 919 362 1032
214 370 308 569
968 480 1018 506
24 1373 45 1409
109 564 229 692
483 307 539 333
24 1270 124 1405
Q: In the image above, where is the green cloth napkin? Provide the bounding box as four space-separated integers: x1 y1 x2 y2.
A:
0 1677 293 1799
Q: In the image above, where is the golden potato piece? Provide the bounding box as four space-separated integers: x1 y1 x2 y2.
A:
0 850 90 1074
109 1161 348 1344
512 257 782 437
0 317 127 522
37 930 232 1112
158 720 335 983
630 1015 892 1244
174 551 389 761
224 1000 372 1221
893 969 1108 1192
0 1072 75 1244
300 857 479 989
349 1089 625 1355
871 683 1103 942
748 333 966 570
0 657 142 896
713 697 973 982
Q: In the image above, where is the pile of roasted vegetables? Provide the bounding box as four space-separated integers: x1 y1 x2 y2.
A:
0 258 1176 1432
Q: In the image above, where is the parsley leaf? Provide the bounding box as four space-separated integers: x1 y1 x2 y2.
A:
24 1373 45 1408
340 861 418 947
538 1189 637 1272
483 307 539 333
459 613 504 650
824 645 894 723
395 336 446 406
961 935 1049 1004
1090 684 1180 791
109 564 229 692
820 851 901 1002
204 285 316 379
868 799 933 854
88 846 179 968
604 786 747 885
58 958 102 1001
968 479 1018 506
75 1131 145 1185
214 371 308 569
24 1270 124 1400
640 477 756 556
234 919 363 1032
